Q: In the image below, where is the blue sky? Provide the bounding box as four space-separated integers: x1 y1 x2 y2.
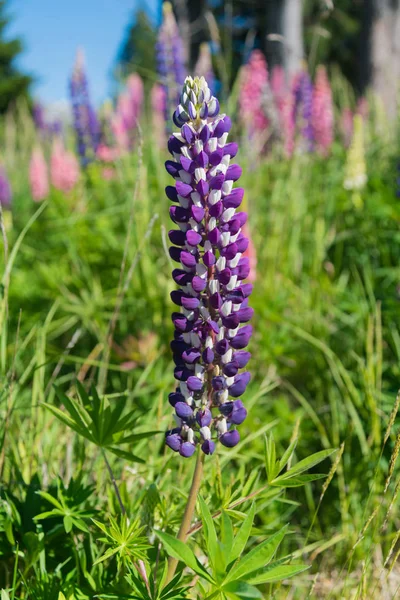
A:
7 0 160 105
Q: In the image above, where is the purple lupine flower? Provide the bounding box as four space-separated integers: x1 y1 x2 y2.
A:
165 76 253 458
32 101 46 132
293 70 314 152
156 2 186 130
69 49 100 167
0 166 12 209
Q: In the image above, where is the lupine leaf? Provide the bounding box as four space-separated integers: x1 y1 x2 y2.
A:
228 503 255 563
224 525 288 583
276 449 336 480
35 491 64 510
117 431 160 444
155 530 214 583
222 581 263 598
271 473 326 487
107 447 145 463
198 496 220 571
277 438 298 473
247 563 309 584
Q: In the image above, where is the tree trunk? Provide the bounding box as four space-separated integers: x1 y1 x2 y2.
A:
371 0 400 117
282 0 304 79
361 0 400 118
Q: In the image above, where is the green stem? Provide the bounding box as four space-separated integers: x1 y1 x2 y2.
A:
166 449 205 584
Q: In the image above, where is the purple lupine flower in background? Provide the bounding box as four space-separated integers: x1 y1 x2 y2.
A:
165 76 253 458
293 69 314 152
32 101 46 132
156 2 186 131
0 166 12 209
69 49 100 167
194 43 215 94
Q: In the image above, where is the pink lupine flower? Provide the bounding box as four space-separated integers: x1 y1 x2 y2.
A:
111 113 130 152
126 73 144 123
311 66 334 156
239 50 269 138
356 97 369 120
97 144 119 162
51 139 80 193
151 83 167 149
29 146 49 202
271 66 286 102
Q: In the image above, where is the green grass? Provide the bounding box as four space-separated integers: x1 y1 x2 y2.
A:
0 98 400 599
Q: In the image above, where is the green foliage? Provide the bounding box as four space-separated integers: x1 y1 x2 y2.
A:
0 67 400 599
0 0 32 113
156 503 308 599
44 382 158 463
93 516 150 569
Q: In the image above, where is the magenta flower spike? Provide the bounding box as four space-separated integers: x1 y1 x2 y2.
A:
312 66 334 156
51 139 80 193
239 50 269 139
29 146 49 202
0 165 12 209
165 76 253 458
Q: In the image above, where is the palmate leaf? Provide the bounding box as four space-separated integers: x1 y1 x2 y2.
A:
44 383 154 463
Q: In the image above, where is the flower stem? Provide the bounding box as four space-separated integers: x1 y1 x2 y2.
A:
166 448 205 584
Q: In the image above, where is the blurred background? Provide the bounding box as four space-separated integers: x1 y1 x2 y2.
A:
2 0 399 117
1 1 400 598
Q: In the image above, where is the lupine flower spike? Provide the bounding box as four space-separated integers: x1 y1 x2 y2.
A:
344 114 367 204
51 139 80 193
165 76 253 457
0 165 12 209
312 66 334 156
239 50 269 140
29 147 49 202
293 69 314 152
156 2 186 130
340 107 354 148
69 49 100 166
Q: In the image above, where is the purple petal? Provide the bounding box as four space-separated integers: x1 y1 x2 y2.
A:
229 372 251 397
203 251 216 267
179 442 196 457
220 430 240 447
180 251 197 268
196 408 212 427
233 351 251 368
168 230 186 246
186 230 202 246
166 432 182 452
191 205 205 222
230 325 253 349
187 376 203 392
166 186 178 202
175 402 194 420
201 440 215 455
176 181 193 197
223 188 244 209
192 275 207 292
